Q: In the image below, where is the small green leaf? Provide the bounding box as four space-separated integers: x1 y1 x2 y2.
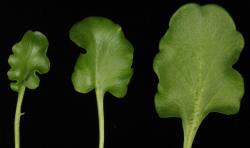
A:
8 30 50 91
70 17 133 97
153 3 244 148
70 17 133 148
8 30 50 148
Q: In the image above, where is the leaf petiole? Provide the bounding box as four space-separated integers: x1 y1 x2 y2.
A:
183 119 201 148
14 85 26 148
96 88 105 148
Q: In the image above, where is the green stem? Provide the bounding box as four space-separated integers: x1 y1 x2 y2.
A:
14 86 26 148
183 115 204 148
96 88 104 148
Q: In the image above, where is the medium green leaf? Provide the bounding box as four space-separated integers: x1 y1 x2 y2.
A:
153 3 244 148
70 17 133 97
70 17 133 148
8 30 50 91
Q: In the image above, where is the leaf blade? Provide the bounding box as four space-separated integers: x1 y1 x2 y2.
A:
70 17 133 98
8 30 50 91
154 3 244 147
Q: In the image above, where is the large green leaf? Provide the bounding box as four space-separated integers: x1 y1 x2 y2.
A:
153 3 244 148
70 17 133 97
8 30 50 92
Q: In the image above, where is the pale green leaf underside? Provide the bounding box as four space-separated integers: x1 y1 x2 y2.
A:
70 17 133 98
154 3 244 146
8 31 50 92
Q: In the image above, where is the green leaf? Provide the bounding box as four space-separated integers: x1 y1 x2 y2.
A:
8 30 50 148
8 30 50 91
70 17 133 148
70 17 133 97
153 3 244 148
